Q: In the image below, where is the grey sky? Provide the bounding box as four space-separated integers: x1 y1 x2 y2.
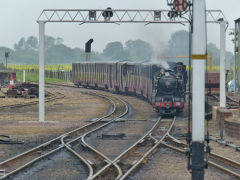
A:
0 0 239 53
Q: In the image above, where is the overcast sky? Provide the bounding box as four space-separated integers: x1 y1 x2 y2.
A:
0 0 239 53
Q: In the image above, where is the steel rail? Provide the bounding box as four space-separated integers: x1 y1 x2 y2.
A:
0 92 116 179
57 94 128 180
45 82 76 88
81 95 129 179
90 116 163 179
61 136 94 179
0 91 65 110
119 117 176 180
211 94 239 108
167 134 240 168
163 135 240 179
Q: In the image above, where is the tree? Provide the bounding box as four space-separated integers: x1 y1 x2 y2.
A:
207 43 233 66
102 41 124 59
112 50 131 60
14 36 38 51
44 36 56 50
166 30 189 57
26 36 38 50
45 44 74 64
14 37 26 50
125 39 153 61
55 37 64 45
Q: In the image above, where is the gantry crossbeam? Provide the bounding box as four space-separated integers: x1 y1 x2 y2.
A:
37 9 227 24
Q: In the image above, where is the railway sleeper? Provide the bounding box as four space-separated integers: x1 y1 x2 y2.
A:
101 133 125 140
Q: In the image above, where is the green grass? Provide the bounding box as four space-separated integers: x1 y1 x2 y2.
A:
16 71 65 83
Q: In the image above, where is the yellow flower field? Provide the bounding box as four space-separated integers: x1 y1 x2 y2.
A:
8 64 72 71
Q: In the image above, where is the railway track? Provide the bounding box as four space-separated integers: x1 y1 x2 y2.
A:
161 134 240 179
210 94 240 108
0 91 65 110
44 83 179 179
61 94 128 179
85 117 176 179
44 83 240 179
0 83 178 179
0 92 128 179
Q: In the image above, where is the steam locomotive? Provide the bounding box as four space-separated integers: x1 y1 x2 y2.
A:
153 62 187 115
72 61 187 115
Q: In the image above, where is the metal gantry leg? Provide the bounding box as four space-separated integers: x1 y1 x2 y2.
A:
234 22 237 92
39 21 45 122
192 0 206 179
220 21 226 108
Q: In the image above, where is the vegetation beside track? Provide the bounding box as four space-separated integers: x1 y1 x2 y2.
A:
6 64 235 84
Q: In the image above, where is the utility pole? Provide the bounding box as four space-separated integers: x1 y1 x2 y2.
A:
191 0 206 179
5 52 10 69
219 20 226 107
39 21 45 122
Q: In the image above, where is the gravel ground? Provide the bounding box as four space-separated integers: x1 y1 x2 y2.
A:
1 87 239 179
0 86 109 162
85 108 158 160
8 150 89 180
127 94 240 180
130 147 236 180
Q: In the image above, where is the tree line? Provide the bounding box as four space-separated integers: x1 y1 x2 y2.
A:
0 30 233 65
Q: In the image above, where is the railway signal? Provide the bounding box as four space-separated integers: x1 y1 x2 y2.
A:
85 39 94 61
102 7 113 21
173 0 188 12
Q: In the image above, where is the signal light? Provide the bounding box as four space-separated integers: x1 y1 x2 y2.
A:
89 11 96 21
167 11 178 19
154 11 161 21
102 7 113 21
